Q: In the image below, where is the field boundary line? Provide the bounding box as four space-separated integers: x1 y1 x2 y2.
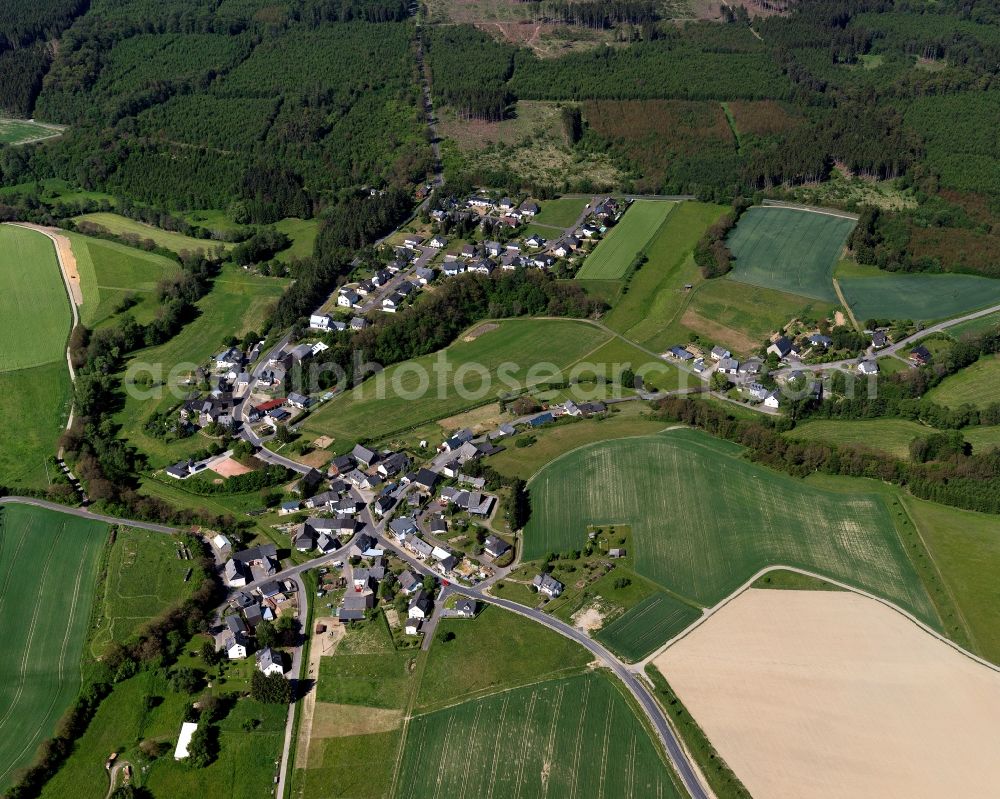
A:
409 664 591 718
759 200 859 221
832 277 860 330
639 564 1000 674
523 425 687 485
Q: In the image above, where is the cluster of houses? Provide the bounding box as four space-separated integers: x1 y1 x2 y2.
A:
216 560 293 676
304 194 627 335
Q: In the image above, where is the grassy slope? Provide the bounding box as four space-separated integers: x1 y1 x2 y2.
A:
301 318 610 445
0 225 69 371
0 362 72 490
725 207 855 302
88 527 198 657
603 201 727 350
0 506 106 792
273 217 319 263
786 418 934 460
73 212 234 254
523 428 938 627
0 226 72 490
397 672 681 799
489 403 667 480
40 667 286 799
576 201 675 280
904 496 1000 664
686 279 834 355
69 232 181 328
925 354 1000 409
114 266 287 467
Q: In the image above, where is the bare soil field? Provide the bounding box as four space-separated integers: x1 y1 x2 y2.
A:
210 456 253 478
655 589 1000 799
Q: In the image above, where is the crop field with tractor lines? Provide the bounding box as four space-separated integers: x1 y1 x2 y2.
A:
725 206 855 302
0 505 106 792
594 592 701 662
523 428 939 657
395 671 681 799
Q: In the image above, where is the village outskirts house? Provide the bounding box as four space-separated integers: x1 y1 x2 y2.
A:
532 573 563 598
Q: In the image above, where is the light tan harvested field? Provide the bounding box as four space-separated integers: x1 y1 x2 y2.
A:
655 589 1000 799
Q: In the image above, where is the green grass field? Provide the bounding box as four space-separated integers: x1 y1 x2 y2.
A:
316 613 416 709
839 273 1000 321
490 404 667 480
786 418 936 460
396 671 681 799
0 119 64 145
904 496 1000 664
594 592 701 662
115 266 287 466
603 202 727 350
925 355 1000 409
576 201 675 280
530 197 590 229
0 226 73 490
0 362 72 490
523 429 939 649
948 310 1000 339
40 666 286 799
964 425 1000 453
89 527 199 657
0 225 71 372
74 212 234 254
415 605 592 712
69 232 181 327
0 505 106 792
685 279 835 355
273 217 319 262
725 207 855 302
301 319 610 445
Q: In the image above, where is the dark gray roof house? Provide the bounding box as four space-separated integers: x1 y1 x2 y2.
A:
352 444 377 467
413 468 440 491
483 535 511 559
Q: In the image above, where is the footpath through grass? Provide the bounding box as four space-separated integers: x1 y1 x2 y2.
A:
725 206 855 302
576 200 675 279
0 505 106 793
